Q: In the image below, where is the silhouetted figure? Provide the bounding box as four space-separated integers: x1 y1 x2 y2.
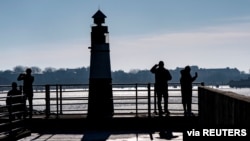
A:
151 61 172 116
159 130 178 140
180 66 198 116
6 82 23 120
17 68 34 118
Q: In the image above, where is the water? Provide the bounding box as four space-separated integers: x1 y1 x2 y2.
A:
209 85 250 97
1 85 249 115
1 86 195 115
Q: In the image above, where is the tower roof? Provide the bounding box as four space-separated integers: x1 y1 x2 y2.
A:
92 10 106 19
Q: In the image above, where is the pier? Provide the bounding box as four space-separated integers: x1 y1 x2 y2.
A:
1 83 249 140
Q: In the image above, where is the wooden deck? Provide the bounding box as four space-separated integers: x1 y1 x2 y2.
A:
27 114 199 133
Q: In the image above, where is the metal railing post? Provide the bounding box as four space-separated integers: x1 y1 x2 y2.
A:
135 83 138 117
147 83 151 118
153 83 157 114
19 85 23 94
19 85 26 117
45 85 50 118
60 85 63 114
9 96 13 121
56 85 59 118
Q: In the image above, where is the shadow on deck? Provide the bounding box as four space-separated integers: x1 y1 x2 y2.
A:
28 114 199 133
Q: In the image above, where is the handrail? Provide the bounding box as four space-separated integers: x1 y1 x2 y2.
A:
0 83 201 118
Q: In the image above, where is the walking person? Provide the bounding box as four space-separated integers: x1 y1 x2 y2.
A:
180 66 198 116
17 68 34 118
151 61 172 116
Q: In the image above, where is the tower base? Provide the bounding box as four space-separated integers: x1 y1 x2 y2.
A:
88 78 114 118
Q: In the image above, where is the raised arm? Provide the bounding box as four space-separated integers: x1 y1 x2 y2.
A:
17 73 25 81
191 72 198 82
150 64 158 73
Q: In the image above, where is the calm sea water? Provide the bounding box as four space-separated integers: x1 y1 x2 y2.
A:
210 85 250 97
0 85 249 114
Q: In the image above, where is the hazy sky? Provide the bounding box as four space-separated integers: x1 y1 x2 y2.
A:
1 0 250 73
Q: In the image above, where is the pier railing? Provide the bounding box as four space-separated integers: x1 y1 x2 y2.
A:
198 86 250 126
0 93 31 140
0 83 200 118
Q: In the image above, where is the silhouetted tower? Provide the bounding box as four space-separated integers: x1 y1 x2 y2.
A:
88 10 114 118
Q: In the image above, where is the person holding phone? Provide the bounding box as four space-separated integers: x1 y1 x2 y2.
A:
150 61 172 116
180 66 198 116
17 68 34 118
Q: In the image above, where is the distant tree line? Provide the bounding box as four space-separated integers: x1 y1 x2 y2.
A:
0 65 249 86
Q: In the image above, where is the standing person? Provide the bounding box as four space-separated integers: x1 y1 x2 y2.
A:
17 68 34 118
151 61 172 116
180 66 198 116
6 82 23 120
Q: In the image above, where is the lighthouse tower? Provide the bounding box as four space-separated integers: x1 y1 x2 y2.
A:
88 10 114 118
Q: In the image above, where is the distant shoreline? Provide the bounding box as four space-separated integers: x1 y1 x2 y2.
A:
228 77 250 88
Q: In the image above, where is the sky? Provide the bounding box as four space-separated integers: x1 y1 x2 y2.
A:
1 0 250 73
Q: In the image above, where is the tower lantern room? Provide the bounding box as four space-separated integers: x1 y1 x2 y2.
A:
91 10 109 45
92 10 106 25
